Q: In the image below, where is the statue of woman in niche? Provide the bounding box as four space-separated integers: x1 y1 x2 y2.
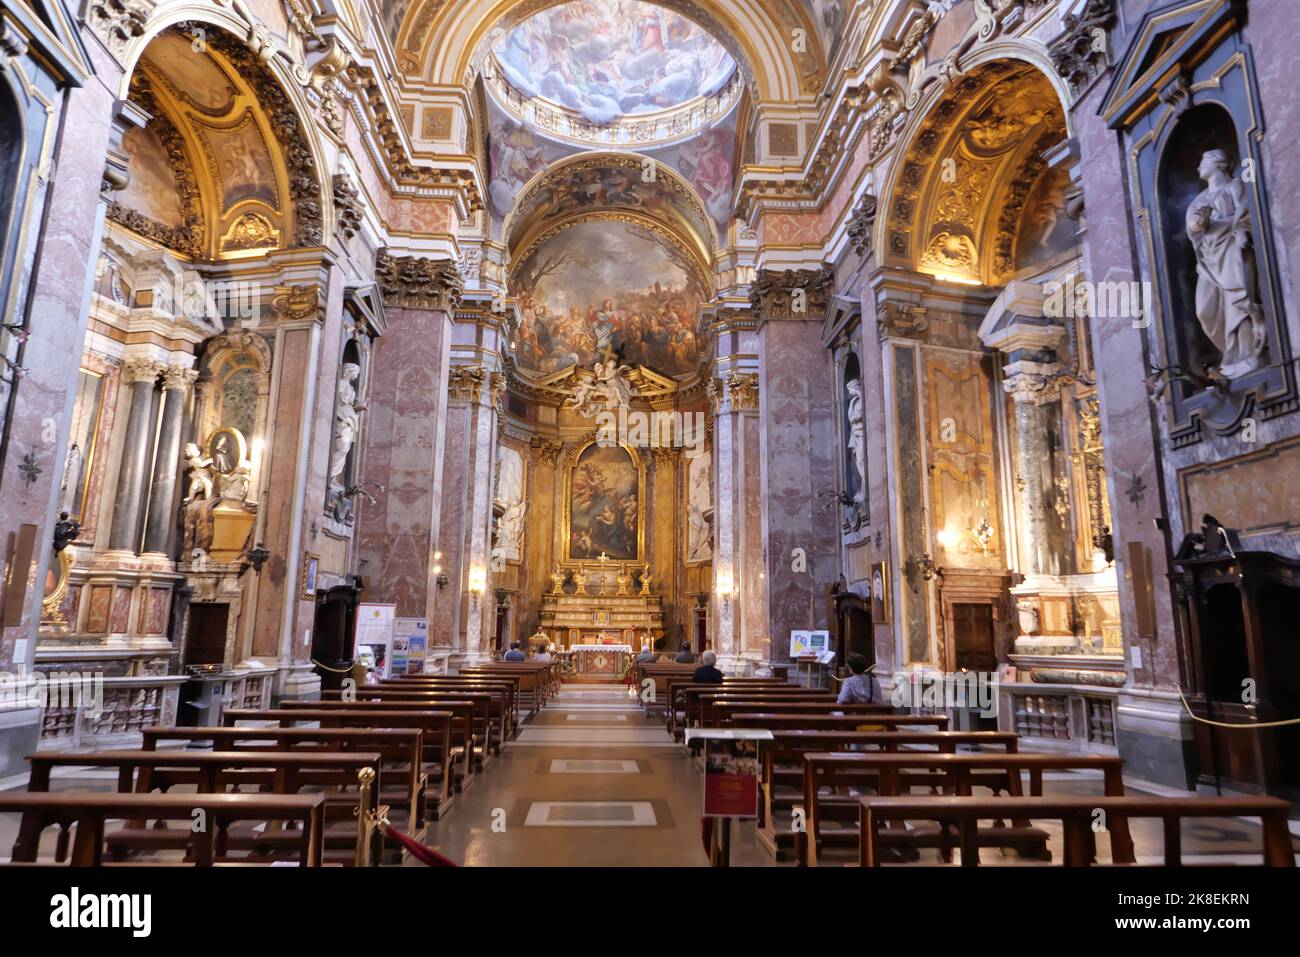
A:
846 378 867 503
329 362 364 491
1186 149 1268 379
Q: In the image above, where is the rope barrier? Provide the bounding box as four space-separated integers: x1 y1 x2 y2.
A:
1178 690 1300 729
311 658 356 674
382 825 459 866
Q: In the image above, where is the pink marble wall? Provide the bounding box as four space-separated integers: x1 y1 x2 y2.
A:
857 295 897 673
0 41 120 670
431 401 470 650
759 319 840 661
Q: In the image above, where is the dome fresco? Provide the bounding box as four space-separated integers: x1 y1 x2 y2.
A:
492 0 736 125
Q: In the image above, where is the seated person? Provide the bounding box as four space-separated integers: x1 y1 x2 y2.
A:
533 644 552 662
692 650 723 684
675 641 695 664
635 645 658 664
837 653 881 703
503 641 526 662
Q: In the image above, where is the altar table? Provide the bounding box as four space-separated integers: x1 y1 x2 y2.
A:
570 644 633 675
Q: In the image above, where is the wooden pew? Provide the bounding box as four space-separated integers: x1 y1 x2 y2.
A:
708 700 894 729
5 792 324 867
140 725 434 831
280 697 482 776
461 662 557 713
732 713 949 733
688 689 841 731
666 679 790 734
24 749 383 866
635 663 696 716
754 730 1018 859
322 688 501 760
388 676 520 737
802 751 1130 866
856 795 1297 867
223 707 463 798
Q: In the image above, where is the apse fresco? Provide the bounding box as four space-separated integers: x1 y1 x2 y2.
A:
120 125 185 227
569 444 639 561
493 0 735 125
511 219 704 378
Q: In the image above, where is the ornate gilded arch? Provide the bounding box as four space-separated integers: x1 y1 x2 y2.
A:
878 58 1071 286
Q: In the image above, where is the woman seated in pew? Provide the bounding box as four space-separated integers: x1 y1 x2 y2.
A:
533 643 552 662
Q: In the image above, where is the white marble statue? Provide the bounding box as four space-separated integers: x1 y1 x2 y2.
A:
494 446 526 562
184 442 214 502
686 453 712 562
846 378 867 502
567 358 636 418
1186 149 1268 379
329 362 364 490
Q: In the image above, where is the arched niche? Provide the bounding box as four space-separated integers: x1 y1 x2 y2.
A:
1155 103 1249 384
195 331 273 486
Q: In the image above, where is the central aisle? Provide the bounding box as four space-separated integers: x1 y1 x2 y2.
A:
425 683 773 866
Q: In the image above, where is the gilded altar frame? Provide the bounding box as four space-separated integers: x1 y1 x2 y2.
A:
560 439 646 567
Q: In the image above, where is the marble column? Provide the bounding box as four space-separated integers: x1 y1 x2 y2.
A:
142 366 196 555
108 358 163 552
1003 363 1062 578
358 254 464 651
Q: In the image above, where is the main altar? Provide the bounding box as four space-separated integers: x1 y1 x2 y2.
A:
537 554 664 650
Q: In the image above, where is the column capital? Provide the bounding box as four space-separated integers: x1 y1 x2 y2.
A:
161 365 199 392
1003 359 1063 404
122 357 164 384
448 364 488 402
376 251 464 311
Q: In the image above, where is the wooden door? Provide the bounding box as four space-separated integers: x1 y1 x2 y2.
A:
952 602 996 672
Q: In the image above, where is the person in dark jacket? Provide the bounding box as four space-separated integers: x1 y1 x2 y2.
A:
692 650 723 683
675 642 695 663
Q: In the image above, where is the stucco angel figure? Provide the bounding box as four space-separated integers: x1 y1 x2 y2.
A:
184 442 214 502
1186 149 1269 379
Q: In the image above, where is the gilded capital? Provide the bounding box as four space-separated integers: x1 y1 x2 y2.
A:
749 266 835 321
376 252 464 311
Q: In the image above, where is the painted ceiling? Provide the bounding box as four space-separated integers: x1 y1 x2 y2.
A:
492 0 736 125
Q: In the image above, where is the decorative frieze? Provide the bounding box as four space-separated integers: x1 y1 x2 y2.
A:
749 266 835 322
88 0 152 57
847 193 878 257
375 252 464 311
529 437 563 464
1050 0 1116 94
331 174 363 241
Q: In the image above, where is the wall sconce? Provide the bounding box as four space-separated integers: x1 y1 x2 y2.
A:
715 567 737 609
467 565 487 600
433 551 448 589
918 553 940 582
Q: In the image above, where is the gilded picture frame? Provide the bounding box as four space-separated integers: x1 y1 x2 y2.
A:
561 440 646 566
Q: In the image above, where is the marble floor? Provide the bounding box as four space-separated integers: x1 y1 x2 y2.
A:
1 683 1296 866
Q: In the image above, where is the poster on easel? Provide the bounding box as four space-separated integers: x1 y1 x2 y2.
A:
395 618 429 675
789 629 829 658
354 603 396 678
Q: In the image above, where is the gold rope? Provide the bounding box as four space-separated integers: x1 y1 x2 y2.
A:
1179 691 1300 729
312 658 356 674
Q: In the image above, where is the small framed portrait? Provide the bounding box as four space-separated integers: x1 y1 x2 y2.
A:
870 561 890 624
206 426 247 475
302 553 319 598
